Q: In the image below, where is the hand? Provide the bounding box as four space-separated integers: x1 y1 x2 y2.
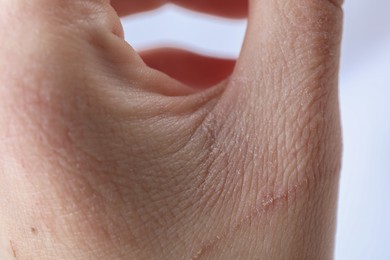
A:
0 0 343 259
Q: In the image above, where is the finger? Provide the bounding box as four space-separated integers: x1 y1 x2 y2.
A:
140 48 236 89
215 0 344 238
170 0 248 18
231 0 344 101
110 0 165 16
111 0 248 18
226 0 344 134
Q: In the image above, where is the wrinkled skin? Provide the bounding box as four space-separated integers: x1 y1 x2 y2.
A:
0 0 343 259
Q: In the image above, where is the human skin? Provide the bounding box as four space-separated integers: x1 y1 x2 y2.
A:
0 0 343 259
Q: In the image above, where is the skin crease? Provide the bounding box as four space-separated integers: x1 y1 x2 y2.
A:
0 0 343 259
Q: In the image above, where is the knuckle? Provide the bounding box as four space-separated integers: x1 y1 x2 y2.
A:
1 0 117 40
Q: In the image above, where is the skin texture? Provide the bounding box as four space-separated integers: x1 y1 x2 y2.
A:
0 0 343 259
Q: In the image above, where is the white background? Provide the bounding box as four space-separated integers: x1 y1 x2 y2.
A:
121 1 390 259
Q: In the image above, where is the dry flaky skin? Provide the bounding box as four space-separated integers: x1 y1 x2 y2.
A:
0 0 343 259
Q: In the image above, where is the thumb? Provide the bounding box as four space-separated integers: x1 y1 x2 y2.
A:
221 0 344 185
192 1 344 258
234 0 343 98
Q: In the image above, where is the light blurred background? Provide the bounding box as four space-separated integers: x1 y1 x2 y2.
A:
121 1 390 259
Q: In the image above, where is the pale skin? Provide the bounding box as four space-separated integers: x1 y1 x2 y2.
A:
0 0 343 259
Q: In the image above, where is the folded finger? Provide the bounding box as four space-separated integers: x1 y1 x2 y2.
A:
111 0 248 18
140 48 236 89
